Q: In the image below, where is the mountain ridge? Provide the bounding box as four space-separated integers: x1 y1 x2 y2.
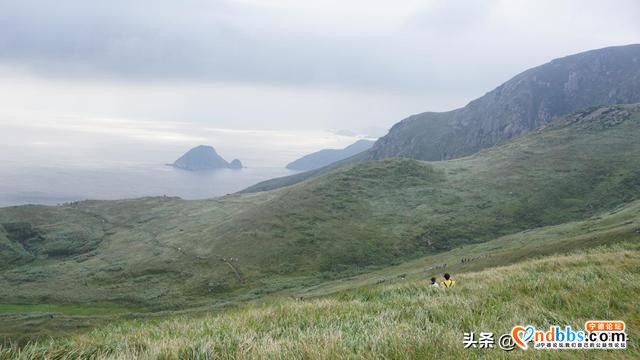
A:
371 43 640 160
241 44 640 193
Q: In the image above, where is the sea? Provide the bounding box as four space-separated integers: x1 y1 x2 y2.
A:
0 163 298 207
0 123 363 207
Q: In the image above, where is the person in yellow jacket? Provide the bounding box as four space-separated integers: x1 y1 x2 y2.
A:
440 273 456 288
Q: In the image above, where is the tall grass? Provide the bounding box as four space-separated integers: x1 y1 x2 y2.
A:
3 242 638 359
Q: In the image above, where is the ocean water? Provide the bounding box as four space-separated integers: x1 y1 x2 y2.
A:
0 117 372 207
0 163 298 207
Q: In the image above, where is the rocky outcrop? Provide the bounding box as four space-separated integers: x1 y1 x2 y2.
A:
370 44 640 161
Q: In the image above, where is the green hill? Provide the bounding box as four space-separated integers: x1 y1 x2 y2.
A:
240 150 369 193
3 239 638 359
2 195 638 346
1 104 640 317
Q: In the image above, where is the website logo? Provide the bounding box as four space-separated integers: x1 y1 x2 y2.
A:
464 320 627 351
510 321 626 350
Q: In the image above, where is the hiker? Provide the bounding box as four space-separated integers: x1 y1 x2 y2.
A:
430 277 439 288
440 273 456 288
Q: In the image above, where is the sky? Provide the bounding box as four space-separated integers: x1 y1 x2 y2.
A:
0 0 639 167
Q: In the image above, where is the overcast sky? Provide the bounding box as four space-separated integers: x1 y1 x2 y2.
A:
0 0 639 165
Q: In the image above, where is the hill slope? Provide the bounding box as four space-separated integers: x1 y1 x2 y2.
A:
243 44 640 193
241 150 369 193
286 139 374 171
1 195 638 344
371 44 640 161
1 104 640 310
3 242 638 359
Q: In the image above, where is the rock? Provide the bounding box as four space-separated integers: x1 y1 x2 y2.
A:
229 159 243 169
370 44 640 161
171 145 242 171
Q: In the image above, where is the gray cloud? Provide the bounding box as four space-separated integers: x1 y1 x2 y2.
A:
0 0 429 91
1 0 639 174
2 0 637 96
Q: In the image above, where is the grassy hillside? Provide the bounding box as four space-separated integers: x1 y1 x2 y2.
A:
240 150 369 193
1 104 640 315
3 241 638 359
2 196 638 345
296 198 640 299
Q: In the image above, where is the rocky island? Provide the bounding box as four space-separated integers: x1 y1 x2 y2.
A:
171 145 243 171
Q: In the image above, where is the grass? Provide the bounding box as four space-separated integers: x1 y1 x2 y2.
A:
0 304 140 346
2 242 637 359
0 304 136 316
296 198 640 298
1 198 637 350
